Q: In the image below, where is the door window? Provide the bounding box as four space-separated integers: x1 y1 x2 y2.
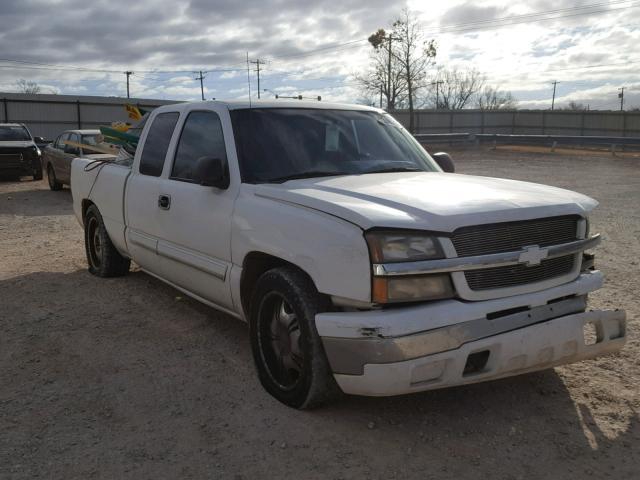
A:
55 133 69 150
171 111 227 182
139 112 179 177
65 133 80 155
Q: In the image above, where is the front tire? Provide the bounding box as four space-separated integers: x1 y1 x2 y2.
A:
84 205 130 277
47 165 62 190
249 266 340 409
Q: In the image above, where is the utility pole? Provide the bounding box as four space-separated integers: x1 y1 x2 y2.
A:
125 71 133 98
430 80 444 109
250 59 265 99
618 87 625 111
551 80 558 110
195 71 206 101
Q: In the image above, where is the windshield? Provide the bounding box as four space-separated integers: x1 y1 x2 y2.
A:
0 125 31 141
230 108 439 183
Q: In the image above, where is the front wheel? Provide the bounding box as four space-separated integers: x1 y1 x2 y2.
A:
249 266 340 409
84 205 130 277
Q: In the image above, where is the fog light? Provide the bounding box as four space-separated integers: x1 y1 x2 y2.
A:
372 274 454 303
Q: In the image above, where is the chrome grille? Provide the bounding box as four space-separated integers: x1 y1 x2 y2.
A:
452 216 580 292
451 216 579 257
464 255 576 290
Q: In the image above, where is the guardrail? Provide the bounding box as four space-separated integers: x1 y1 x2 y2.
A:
414 133 640 152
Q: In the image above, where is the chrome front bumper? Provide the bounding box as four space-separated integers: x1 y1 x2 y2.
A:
331 309 626 397
316 270 626 397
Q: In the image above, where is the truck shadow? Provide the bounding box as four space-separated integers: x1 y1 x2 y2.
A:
2 268 636 478
0 182 72 217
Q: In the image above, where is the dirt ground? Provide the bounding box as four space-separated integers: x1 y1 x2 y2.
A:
1 148 638 479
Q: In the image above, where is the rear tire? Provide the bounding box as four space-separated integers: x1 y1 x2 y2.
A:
84 205 130 277
249 266 340 409
47 165 62 190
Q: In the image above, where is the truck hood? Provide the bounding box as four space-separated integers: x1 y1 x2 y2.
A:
254 172 598 231
0 141 34 149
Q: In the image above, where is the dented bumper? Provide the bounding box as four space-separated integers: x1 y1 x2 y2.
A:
316 271 626 397
331 309 625 396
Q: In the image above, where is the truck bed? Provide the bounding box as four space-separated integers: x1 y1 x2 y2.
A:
71 157 131 257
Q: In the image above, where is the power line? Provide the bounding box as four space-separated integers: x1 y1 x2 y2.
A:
264 1 639 63
0 2 636 80
432 0 636 31
424 4 639 37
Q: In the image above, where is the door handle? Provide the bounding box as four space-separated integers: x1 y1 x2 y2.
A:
158 194 171 210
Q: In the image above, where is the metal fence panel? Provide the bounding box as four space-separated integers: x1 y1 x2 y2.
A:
394 109 640 138
0 92 178 139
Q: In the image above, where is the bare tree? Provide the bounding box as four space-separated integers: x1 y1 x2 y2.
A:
562 101 588 111
357 10 436 132
476 85 517 110
424 67 484 110
15 79 42 94
354 32 407 110
391 9 436 132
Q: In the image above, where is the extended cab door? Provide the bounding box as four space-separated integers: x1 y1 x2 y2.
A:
125 110 181 278
153 107 236 310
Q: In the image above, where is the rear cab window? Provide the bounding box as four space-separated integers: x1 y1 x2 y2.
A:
139 112 179 176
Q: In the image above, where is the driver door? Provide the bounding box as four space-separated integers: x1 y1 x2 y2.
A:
154 107 236 310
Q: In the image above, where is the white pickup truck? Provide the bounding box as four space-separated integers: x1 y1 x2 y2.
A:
71 100 626 409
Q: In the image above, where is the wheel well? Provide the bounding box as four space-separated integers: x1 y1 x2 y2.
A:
240 252 311 318
81 199 95 225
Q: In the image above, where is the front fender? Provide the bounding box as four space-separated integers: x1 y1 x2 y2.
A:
231 186 371 303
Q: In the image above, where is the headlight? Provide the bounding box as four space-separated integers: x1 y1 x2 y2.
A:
365 231 444 263
365 231 454 303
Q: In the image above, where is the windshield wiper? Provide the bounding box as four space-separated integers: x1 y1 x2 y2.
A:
260 171 346 183
362 166 424 174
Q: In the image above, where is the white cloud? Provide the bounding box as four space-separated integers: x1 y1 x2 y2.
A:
0 0 639 108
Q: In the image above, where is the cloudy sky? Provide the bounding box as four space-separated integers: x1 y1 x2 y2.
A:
1 0 639 109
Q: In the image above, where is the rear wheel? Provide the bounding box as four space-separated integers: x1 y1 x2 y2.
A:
84 205 130 277
47 165 62 190
249 266 340 409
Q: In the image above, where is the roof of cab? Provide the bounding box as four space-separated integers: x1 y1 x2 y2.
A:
63 129 101 135
155 99 383 113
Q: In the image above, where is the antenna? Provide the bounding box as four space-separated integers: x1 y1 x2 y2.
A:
246 52 252 107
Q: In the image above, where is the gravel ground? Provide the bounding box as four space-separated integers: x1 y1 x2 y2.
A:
1 148 638 479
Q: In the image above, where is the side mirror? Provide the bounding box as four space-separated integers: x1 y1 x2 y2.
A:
34 136 45 143
432 152 455 173
195 156 229 189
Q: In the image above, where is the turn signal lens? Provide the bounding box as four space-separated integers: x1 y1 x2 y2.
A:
372 274 454 304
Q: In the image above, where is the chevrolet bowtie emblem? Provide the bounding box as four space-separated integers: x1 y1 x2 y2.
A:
518 245 549 266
